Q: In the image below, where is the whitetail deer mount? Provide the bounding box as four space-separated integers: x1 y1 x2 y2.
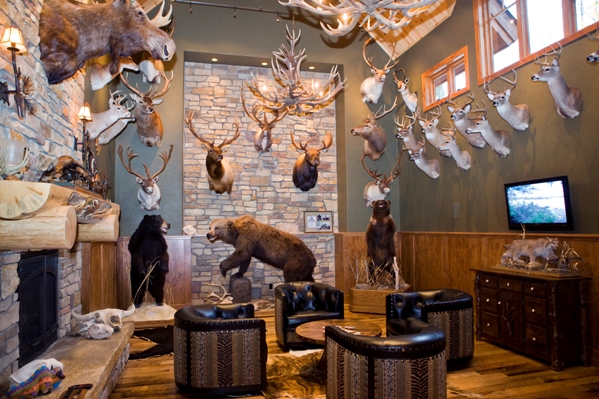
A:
393 68 418 112
351 97 397 160
438 123 471 171
362 154 401 207
418 106 450 158
86 90 135 140
484 69 530 131
360 38 400 104
403 139 440 179
395 110 421 151
121 70 174 147
587 24 599 62
90 56 139 91
446 92 486 149
290 130 333 192
184 109 240 195
531 45 582 119
466 101 511 157
241 90 287 153
96 115 136 148
118 144 174 211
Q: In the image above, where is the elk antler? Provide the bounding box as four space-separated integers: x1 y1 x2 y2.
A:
150 144 174 179
184 109 214 147
361 154 382 183
373 96 398 119
242 89 287 126
219 119 241 148
149 70 174 99
117 145 145 180
120 72 147 98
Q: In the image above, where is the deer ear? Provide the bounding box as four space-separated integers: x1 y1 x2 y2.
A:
370 68 376 75
152 99 163 105
153 176 159 182
320 148 329 154
464 104 471 112
201 143 210 151
552 58 559 66
505 88 511 96
135 177 143 184
405 77 409 84
447 105 454 112
418 120 425 127
222 146 231 153
432 119 439 126
487 92 494 101
130 93 140 101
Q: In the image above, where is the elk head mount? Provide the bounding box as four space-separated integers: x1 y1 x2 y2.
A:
351 96 398 160
445 92 486 149
121 70 173 147
393 68 418 112
484 69 530 131
360 38 400 104
290 130 333 192
118 144 173 211
241 90 287 153
184 109 240 195
362 154 401 207
39 0 176 85
531 44 582 119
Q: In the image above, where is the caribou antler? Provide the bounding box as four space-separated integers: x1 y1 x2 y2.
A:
117 145 145 180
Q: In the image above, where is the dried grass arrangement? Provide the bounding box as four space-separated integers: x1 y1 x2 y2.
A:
347 241 408 291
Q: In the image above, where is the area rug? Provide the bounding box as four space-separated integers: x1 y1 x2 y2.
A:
129 325 174 360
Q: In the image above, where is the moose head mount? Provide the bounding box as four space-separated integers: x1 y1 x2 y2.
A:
290 130 333 192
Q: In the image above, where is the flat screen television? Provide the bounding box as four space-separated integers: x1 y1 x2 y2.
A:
504 175 573 231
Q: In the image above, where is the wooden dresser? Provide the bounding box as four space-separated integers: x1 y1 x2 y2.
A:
472 268 590 370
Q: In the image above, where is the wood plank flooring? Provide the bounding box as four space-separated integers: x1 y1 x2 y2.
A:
110 307 599 399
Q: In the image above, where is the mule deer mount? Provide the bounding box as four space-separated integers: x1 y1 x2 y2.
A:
531 44 582 119
121 70 174 147
360 38 400 104
118 144 174 211
290 130 333 192
241 90 288 153
351 96 398 160
445 92 486 149
393 68 418 112
484 69 530 131
466 101 511 157
184 109 240 195
403 139 440 179
362 154 401 207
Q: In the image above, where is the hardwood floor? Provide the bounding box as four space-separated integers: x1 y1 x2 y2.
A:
110 307 599 399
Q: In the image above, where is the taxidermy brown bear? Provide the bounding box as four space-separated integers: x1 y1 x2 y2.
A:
206 215 316 282
128 215 170 307
366 200 396 275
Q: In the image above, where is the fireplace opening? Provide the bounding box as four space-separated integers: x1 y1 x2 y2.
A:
17 250 59 367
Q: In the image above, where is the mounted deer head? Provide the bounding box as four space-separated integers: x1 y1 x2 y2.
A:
394 109 420 151
403 139 440 179
418 106 451 158
184 109 240 194
360 38 400 104
39 0 176 85
438 122 471 170
118 144 173 211
531 44 582 119
393 68 418 112
86 90 135 140
466 101 511 157
290 130 333 192
484 69 530 131
351 96 398 160
241 90 287 153
445 92 486 149
121 70 174 147
586 24 599 62
362 154 402 207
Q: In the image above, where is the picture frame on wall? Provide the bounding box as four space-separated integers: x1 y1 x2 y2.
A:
304 211 333 233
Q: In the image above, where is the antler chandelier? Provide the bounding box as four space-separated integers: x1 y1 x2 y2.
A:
279 0 439 36
245 26 346 116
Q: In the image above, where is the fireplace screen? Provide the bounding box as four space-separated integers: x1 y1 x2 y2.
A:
17 250 59 367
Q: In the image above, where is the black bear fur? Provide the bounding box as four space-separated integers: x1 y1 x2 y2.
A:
366 200 396 275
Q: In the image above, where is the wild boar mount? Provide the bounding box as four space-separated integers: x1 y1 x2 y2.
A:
184 109 240 195
290 130 333 192
121 70 174 147
39 0 176 85
118 144 174 211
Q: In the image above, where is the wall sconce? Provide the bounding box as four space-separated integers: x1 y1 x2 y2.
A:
75 103 92 169
0 26 32 119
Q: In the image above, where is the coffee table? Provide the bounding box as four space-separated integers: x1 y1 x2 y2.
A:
295 319 382 370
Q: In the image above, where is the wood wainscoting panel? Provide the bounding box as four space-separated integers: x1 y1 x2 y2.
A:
81 242 117 313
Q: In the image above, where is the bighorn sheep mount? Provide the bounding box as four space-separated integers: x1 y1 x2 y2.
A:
362 154 401 207
484 69 530 131
184 109 240 195
118 144 174 211
531 45 582 119
360 38 400 104
351 97 397 160
39 0 176 85
241 90 287 153
121 70 174 147
290 130 334 192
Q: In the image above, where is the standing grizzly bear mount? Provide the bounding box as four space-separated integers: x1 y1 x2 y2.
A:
206 215 316 282
366 200 396 276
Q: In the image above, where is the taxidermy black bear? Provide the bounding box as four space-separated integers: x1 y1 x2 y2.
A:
128 215 170 307
206 215 315 282
366 200 396 275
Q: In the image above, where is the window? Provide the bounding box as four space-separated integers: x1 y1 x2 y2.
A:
474 0 598 84
421 46 469 111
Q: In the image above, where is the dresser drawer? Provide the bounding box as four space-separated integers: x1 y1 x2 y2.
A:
525 297 547 327
526 324 548 355
524 280 546 297
480 287 499 313
481 312 499 339
480 274 498 288
499 277 522 292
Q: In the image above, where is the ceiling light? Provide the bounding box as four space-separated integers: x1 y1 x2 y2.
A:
261 62 268 66
211 58 218 62
308 66 315 70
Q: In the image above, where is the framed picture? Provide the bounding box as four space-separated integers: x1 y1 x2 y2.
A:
304 211 333 233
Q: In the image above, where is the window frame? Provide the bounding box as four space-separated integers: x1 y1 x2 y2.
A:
421 45 470 112
473 0 597 85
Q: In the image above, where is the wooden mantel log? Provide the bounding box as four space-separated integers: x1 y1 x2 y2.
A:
0 205 77 250
0 181 74 219
77 214 119 243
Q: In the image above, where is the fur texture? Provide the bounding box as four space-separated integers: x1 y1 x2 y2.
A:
366 200 396 275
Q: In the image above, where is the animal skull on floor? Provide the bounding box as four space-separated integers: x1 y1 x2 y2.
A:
71 304 135 331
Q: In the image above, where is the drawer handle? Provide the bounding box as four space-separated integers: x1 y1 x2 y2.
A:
486 323 491 327
530 287 534 291
485 279 489 283
486 299 490 302
498 301 501 305
532 337 536 342
507 283 510 287
532 309 535 313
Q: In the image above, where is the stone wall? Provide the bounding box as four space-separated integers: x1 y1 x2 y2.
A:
183 61 338 303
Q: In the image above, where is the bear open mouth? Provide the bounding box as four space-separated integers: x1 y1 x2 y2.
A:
160 227 169 234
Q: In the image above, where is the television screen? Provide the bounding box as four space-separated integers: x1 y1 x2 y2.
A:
504 176 573 231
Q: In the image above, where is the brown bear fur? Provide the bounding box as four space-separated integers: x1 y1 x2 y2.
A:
366 200 396 275
206 215 316 282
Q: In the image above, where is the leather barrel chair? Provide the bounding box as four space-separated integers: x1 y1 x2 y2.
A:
174 303 267 395
275 281 344 351
387 289 474 369
325 318 447 399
